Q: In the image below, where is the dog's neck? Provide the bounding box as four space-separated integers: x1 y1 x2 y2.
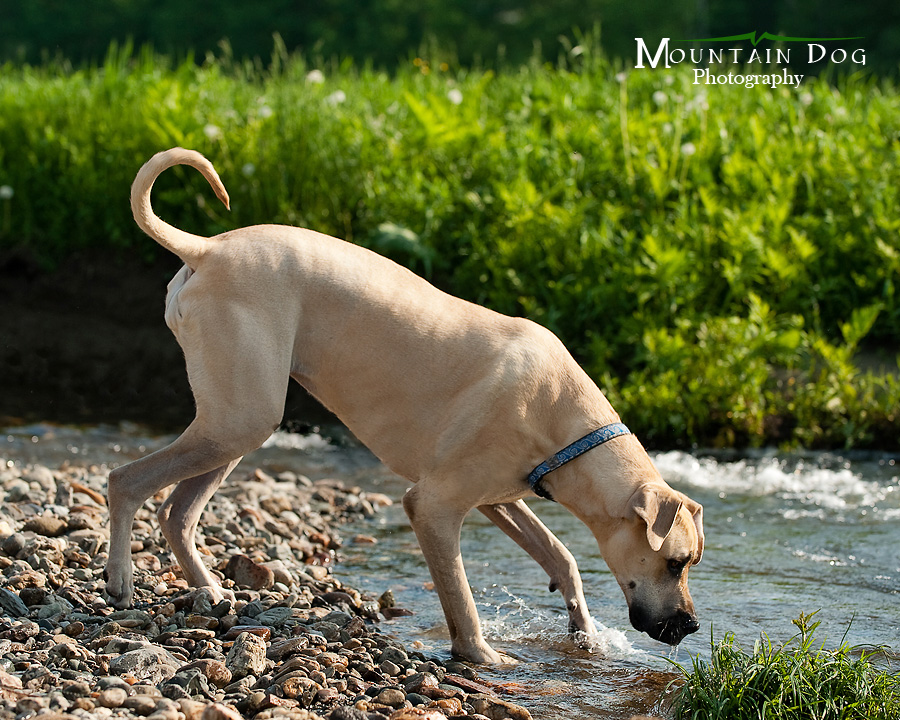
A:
541 432 662 533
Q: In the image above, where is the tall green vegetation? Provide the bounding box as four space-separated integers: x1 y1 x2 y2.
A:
1 43 898 448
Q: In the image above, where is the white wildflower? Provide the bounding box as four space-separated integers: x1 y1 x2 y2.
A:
653 90 667 106
242 163 256 177
447 88 463 105
325 90 346 106
616 72 627 84
306 69 325 84
0 186 12 200
681 142 697 156
258 105 273 119
203 124 222 140
496 9 523 24
800 92 814 106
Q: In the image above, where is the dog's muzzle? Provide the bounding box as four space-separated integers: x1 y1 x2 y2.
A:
629 606 700 645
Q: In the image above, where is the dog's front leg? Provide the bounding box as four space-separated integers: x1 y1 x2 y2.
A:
402 483 512 664
478 501 597 639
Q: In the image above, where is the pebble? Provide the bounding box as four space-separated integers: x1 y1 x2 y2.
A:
224 554 275 591
225 631 268 679
109 645 181 684
0 457 539 720
98 687 128 708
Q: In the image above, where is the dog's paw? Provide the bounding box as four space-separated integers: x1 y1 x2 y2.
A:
103 567 134 609
568 616 598 637
191 584 236 607
452 642 518 665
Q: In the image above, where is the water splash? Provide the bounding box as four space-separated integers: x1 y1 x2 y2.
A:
575 623 641 660
654 450 900 519
476 585 642 661
261 430 333 452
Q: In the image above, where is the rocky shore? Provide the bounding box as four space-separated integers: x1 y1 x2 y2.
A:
0 458 536 720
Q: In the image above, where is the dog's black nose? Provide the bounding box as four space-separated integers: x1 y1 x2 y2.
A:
656 610 700 645
631 606 699 645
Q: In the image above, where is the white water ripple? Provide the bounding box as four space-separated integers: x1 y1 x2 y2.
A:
476 585 643 662
653 450 900 518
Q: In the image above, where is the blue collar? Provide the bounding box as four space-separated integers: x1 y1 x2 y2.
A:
527 422 632 501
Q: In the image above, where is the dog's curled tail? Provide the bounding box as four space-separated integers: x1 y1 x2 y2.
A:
131 147 230 267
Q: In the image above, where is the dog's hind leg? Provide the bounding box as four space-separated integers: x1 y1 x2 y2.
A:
105 299 292 609
157 457 242 602
478 500 597 637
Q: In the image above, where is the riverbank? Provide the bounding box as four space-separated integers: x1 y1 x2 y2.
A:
0 453 565 720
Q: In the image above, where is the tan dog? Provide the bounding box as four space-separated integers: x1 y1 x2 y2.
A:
105 148 704 663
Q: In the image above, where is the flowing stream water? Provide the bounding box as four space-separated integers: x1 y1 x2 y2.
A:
3 423 899 718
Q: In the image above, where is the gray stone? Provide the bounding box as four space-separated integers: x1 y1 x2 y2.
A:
110 645 180 684
0 588 28 618
254 606 295 627
36 596 74 620
23 465 56 491
22 515 67 537
225 631 267 679
98 687 128 708
97 675 133 692
374 687 406 707
123 694 161 714
379 646 409 665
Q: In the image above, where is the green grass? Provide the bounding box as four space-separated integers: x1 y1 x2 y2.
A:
1 40 899 448
669 614 900 720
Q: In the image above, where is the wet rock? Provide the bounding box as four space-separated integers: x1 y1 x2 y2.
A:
468 694 534 720
378 590 395 609
403 672 440 698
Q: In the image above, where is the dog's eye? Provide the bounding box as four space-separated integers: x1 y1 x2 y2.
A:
667 558 687 575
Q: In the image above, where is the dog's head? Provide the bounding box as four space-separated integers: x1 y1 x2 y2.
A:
600 483 704 645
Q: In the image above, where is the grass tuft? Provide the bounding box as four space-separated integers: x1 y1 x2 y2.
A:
668 613 900 719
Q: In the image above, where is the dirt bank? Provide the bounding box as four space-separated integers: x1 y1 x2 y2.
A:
1 252 331 431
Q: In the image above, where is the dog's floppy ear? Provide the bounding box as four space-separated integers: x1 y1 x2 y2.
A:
682 496 704 564
628 484 683 552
